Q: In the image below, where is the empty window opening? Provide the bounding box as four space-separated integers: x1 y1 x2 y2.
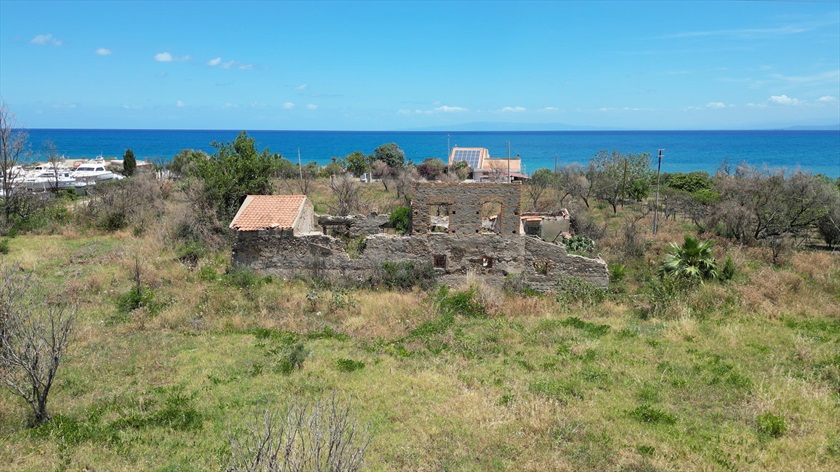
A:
480 201 503 233
482 256 494 268
429 204 450 232
434 255 447 268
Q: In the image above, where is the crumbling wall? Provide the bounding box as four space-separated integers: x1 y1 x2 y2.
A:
231 182 608 292
232 230 608 290
412 182 521 236
317 214 389 239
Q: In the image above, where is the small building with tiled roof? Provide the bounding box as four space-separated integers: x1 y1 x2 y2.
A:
229 194 316 236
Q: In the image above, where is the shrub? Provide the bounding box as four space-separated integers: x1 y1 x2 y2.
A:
175 241 207 266
435 285 485 318
277 343 309 375
0 237 8 254
660 235 718 282
223 266 269 289
637 274 691 320
560 317 610 337
608 263 626 283
389 206 411 234
372 260 436 291
336 358 366 373
555 276 607 307
227 395 370 472
564 235 595 255
756 412 787 438
116 285 155 313
629 405 677 425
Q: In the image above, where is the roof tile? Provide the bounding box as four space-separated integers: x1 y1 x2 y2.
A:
229 195 307 231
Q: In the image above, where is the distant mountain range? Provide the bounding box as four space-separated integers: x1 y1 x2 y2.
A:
783 124 840 131
407 122 840 132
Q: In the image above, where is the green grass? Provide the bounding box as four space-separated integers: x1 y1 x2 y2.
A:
1 210 839 471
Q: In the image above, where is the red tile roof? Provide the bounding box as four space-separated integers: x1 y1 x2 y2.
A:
229 195 308 231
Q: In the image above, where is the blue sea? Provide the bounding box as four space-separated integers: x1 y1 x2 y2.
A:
19 129 840 178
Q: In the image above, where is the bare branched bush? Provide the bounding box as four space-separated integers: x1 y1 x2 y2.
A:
227 395 370 472
0 265 75 425
80 173 166 232
328 173 362 216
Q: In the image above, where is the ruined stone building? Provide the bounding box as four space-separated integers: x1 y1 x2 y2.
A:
230 182 608 291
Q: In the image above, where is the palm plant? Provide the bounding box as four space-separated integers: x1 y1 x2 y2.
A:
661 235 718 281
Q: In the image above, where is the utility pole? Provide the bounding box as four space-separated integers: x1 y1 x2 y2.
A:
653 149 664 235
554 154 558 173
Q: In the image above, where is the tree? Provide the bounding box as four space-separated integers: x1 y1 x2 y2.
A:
372 143 405 168
416 158 446 181
525 168 554 211
560 164 592 208
711 166 837 244
42 140 64 192
1 265 76 425
345 151 372 177
1 103 29 222
192 131 281 223
587 150 653 213
167 149 208 176
328 173 362 216
660 235 718 282
123 148 137 176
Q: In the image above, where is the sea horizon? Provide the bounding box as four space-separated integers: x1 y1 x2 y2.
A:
16 128 840 178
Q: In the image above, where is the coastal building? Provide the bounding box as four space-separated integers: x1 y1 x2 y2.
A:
448 147 528 182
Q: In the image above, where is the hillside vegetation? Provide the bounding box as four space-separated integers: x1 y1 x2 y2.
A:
1 137 839 470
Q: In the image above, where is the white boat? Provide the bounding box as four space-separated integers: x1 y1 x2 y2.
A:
70 162 125 183
18 170 80 192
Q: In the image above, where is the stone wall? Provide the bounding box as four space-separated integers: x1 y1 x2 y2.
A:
411 182 522 236
231 230 608 290
317 214 390 239
230 182 608 292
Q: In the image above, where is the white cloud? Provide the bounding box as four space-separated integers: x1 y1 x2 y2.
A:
176 100 185 108
31 34 62 46
706 102 727 109
223 103 238 109
769 94 801 106
500 106 526 112
283 102 295 109
96 48 112 56
818 96 838 103
156 52 190 62
295 84 308 91
207 56 254 70
541 107 560 112
435 105 467 113
307 104 318 110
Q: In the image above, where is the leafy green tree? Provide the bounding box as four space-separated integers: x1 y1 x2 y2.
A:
587 150 652 212
373 143 405 168
660 235 718 282
345 151 372 177
192 131 281 223
123 148 137 176
167 149 208 176
416 158 446 181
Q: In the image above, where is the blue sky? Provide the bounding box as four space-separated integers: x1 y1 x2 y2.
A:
1 0 838 130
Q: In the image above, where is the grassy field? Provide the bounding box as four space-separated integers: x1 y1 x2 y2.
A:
0 182 838 471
